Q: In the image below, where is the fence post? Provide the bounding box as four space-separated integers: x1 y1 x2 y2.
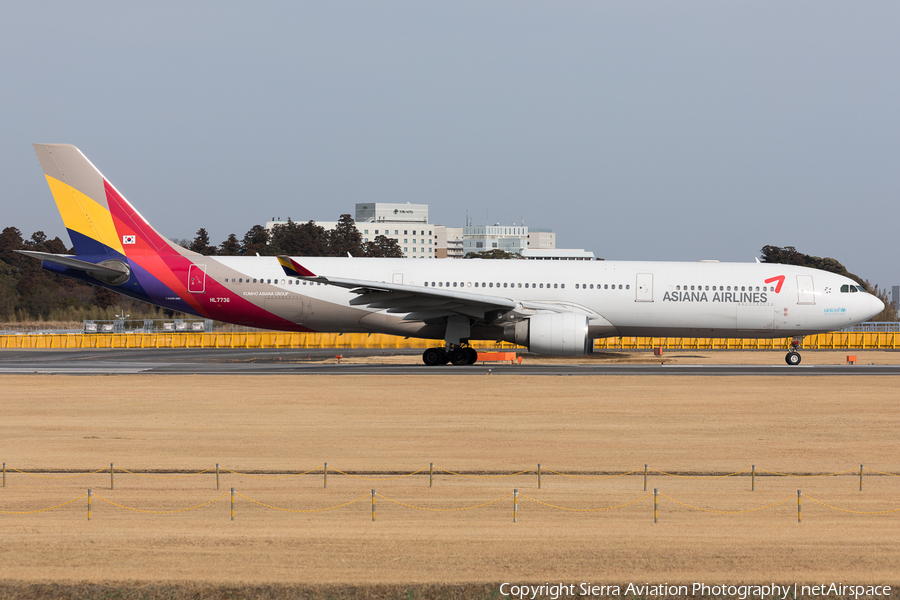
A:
752 464 755 491
216 463 220 490
324 462 327 489
797 489 802 523
430 463 433 488
110 463 114 490
860 464 864 491
654 488 658 523
644 464 648 491
372 489 376 521
87 489 92 521
514 489 518 523
538 464 541 489
231 488 235 521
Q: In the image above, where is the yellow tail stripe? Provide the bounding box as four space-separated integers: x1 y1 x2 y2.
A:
45 175 124 255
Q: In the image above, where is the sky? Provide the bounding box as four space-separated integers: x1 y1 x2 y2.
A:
1 2 898 287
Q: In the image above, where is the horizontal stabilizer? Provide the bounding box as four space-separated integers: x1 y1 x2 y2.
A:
15 250 128 278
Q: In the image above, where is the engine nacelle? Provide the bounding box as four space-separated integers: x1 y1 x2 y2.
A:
512 313 591 356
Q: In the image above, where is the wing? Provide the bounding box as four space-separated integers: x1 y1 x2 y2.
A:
277 256 568 323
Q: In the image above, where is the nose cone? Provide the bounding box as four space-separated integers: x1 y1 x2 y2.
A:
868 294 885 320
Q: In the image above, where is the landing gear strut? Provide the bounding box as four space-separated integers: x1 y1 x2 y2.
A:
785 337 803 366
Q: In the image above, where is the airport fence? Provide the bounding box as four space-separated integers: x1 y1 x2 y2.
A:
0 331 898 350
3 462 900 523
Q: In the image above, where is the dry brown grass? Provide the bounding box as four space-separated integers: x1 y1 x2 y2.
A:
1 374 899 596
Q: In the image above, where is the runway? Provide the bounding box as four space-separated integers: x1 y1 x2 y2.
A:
0 348 898 375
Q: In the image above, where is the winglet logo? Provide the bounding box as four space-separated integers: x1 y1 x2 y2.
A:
764 275 785 293
122 235 136 245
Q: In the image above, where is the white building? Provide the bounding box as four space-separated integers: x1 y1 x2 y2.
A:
266 202 436 259
462 225 529 255
434 226 463 259
526 228 556 250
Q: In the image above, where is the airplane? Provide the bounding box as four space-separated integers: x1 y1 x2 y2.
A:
19 144 885 366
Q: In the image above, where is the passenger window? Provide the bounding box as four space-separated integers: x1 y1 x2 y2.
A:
676 285 681 290
626 285 629 289
489 283 493 288
619 284 623 290
518 283 522 288
590 284 594 289
453 282 457 287
539 283 543 289
438 282 443 287
503 283 507 288
561 284 565 289
576 284 580 289
554 284 558 289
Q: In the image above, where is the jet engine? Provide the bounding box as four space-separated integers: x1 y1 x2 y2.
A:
511 313 591 356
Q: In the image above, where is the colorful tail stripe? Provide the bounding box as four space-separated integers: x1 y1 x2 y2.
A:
277 256 316 278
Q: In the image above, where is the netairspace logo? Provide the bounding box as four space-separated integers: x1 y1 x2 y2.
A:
496 582 892 600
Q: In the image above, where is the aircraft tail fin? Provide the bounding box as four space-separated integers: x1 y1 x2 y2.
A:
32 144 188 258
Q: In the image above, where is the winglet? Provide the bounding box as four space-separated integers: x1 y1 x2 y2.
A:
277 256 316 278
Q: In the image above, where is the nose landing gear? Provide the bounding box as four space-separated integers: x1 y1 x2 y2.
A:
785 337 803 366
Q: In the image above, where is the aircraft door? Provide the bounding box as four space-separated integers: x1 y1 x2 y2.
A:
393 273 403 284
635 273 653 302
188 264 206 293
797 275 815 304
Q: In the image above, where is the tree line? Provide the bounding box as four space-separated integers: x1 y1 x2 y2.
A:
183 215 403 258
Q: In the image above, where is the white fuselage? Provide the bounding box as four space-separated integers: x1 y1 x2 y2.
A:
198 257 882 340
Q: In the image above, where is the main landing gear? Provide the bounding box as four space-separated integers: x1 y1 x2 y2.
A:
785 337 803 366
422 345 478 366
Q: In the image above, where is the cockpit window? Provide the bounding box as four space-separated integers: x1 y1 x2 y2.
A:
841 285 849 293
856 285 866 292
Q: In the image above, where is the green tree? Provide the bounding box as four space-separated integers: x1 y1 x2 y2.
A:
269 219 330 256
240 225 272 256
189 228 217 255
364 235 404 258
218 233 241 256
0 227 24 269
328 214 364 257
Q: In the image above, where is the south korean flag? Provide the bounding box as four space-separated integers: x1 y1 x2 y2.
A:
122 235 136 245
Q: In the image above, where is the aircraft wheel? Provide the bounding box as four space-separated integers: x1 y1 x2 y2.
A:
422 348 446 366
785 351 801 366
449 348 471 366
465 347 478 364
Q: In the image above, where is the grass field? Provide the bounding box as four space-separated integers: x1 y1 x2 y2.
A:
1 368 899 598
